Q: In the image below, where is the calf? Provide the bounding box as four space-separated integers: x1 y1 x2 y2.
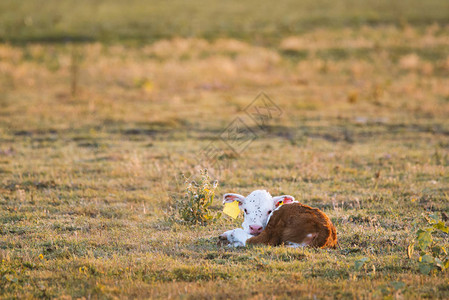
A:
219 190 337 248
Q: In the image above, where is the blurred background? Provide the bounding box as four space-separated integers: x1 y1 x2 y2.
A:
1 0 448 133
1 0 449 43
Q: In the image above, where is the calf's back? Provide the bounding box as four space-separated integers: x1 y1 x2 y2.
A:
246 203 337 248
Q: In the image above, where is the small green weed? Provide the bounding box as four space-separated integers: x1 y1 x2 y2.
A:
409 213 449 275
354 257 370 271
177 169 220 225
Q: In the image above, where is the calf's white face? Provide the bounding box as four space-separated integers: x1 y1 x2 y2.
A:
223 190 295 235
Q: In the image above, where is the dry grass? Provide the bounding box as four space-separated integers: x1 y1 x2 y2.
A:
0 23 449 298
2 0 449 43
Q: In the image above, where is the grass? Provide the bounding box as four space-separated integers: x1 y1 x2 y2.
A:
1 0 449 44
1 1 449 298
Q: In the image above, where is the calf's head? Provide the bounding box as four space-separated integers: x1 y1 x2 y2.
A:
223 190 295 235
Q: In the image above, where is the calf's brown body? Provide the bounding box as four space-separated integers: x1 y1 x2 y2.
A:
246 203 337 248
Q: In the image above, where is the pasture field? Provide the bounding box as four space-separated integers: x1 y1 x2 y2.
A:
1 0 449 44
1 1 449 299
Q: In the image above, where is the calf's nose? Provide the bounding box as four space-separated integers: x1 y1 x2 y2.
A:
249 225 263 235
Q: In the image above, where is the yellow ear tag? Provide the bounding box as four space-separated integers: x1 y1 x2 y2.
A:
278 200 284 207
223 201 240 219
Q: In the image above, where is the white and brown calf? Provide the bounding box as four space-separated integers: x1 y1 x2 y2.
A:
219 190 337 248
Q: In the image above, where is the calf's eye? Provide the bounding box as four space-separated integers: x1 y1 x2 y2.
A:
267 210 272 215
244 209 248 214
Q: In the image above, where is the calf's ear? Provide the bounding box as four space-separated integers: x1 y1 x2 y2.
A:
223 193 245 205
272 195 295 207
